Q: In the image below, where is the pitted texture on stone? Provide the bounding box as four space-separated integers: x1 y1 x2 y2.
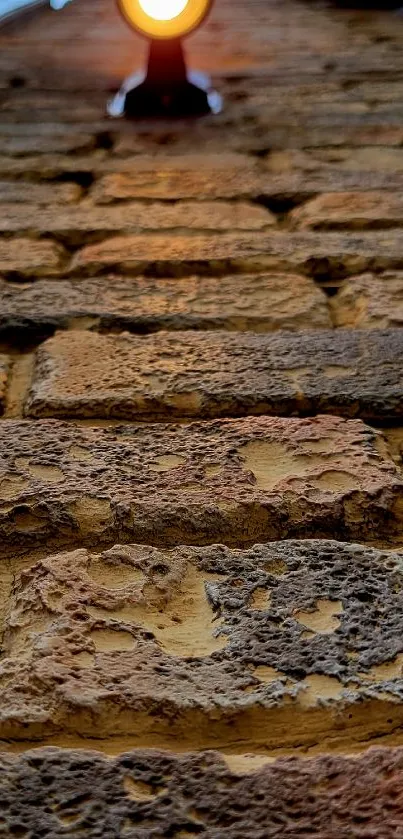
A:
91 158 265 202
0 180 80 204
0 353 9 415
25 328 403 421
290 192 403 230
0 238 64 277
0 273 331 343
331 272 403 329
70 231 403 278
0 747 403 838
1 541 403 745
0 417 401 552
0 201 275 238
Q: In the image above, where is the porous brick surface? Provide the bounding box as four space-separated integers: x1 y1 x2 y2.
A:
1 540 402 746
0 273 331 342
2 0 403 831
0 416 401 554
25 328 403 420
331 271 403 328
0 747 402 839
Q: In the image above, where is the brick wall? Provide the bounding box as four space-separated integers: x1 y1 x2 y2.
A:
0 0 403 835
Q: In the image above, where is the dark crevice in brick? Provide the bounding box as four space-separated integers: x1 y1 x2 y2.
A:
253 193 316 216
54 171 95 190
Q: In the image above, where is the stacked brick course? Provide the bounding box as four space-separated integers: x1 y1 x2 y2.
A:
1 0 403 834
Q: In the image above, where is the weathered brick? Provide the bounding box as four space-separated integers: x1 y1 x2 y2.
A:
0 416 401 553
290 192 403 230
0 354 9 415
0 238 64 277
331 271 403 328
1 748 403 838
0 273 331 342
0 133 95 155
0 181 80 204
25 329 403 421
0 201 275 237
70 231 403 278
1 541 403 746
91 158 264 202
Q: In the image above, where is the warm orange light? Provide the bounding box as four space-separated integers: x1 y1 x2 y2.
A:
118 0 212 38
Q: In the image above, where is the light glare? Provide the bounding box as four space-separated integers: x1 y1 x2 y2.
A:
138 0 188 21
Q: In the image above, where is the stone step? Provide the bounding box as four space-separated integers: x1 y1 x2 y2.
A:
0 746 402 837
24 328 403 421
1 540 403 748
0 416 401 553
0 273 331 343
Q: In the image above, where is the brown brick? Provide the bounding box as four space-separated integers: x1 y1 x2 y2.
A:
0 134 94 156
331 272 403 328
290 192 403 231
0 354 9 415
0 181 80 204
91 157 264 202
0 238 64 277
0 273 331 342
0 416 401 553
70 231 403 278
25 329 403 421
0 201 275 237
0 747 403 837
1 540 403 746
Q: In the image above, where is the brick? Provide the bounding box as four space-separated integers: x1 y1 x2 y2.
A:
1 748 403 838
0 181 80 204
0 238 64 277
70 231 403 278
0 273 331 342
331 272 403 328
91 158 264 202
0 354 9 415
1 540 403 746
0 416 401 553
0 133 95 155
290 192 403 231
0 201 275 237
25 329 403 421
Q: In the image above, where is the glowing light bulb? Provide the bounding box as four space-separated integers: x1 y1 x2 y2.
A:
139 0 188 21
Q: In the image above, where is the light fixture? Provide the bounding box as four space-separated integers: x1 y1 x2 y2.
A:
108 0 221 118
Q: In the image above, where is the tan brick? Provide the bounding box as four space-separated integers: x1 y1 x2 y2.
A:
25 329 403 421
70 231 403 278
1 541 403 747
0 416 401 554
290 192 403 231
0 201 275 237
0 238 64 277
91 157 264 202
331 272 403 328
0 181 80 204
0 273 331 341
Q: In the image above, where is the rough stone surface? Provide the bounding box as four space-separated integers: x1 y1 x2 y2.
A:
0 417 401 553
0 273 331 343
0 201 275 238
331 271 403 328
1 540 403 746
70 231 403 279
0 747 403 838
0 354 9 415
290 192 403 230
25 329 403 421
0 237 64 278
0 180 81 204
